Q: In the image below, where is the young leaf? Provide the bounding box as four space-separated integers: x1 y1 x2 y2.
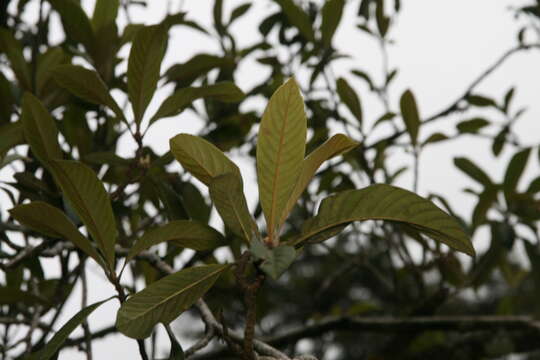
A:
209 173 260 243
9 202 106 269
321 0 345 47
170 133 241 186
150 82 245 125
0 29 31 90
126 220 226 264
49 0 96 54
128 25 168 125
21 93 63 166
29 298 112 360
116 264 230 339
273 0 315 41
454 157 492 187
289 184 475 256
399 89 420 146
336 78 363 126
51 65 124 120
281 134 358 225
256 78 306 240
92 0 119 32
259 245 296 280
503 148 531 198
48 160 117 270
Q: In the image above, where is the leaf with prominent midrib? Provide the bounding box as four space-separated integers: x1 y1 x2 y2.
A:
128 25 168 124
170 133 241 186
116 264 230 339
280 134 358 225
257 78 306 240
209 173 259 243
126 220 226 264
29 298 112 360
149 82 245 125
52 65 124 120
48 160 117 270
289 184 475 256
21 93 63 166
9 202 106 269
399 89 420 146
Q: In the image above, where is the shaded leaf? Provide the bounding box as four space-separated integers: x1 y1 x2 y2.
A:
229 3 252 25
29 298 112 360
281 134 358 225
466 94 497 107
399 89 420 146
456 118 489 134
336 78 363 126
256 78 306 240
0 122 24 157
260 245 296 279
503 148 531 198
51 65 124 120
321 0 345 46
9 202 105 269
21 93 63 166
454 157 492 187
92 0 119 31
472 187 498 229
165 324 185 360
209 173 259 243
166 54 233 87
290 184 475 256
0 29 31 90
126 220 226 263
170 133 241 186
422 132 449 146
49 160 117 270
128 25 168 124
49 0 96 54
150 82 244 125
116 264 230 339
274 0 315 41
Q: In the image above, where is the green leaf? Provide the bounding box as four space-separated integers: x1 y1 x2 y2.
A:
0 29 31 90
35 47 70 97
0 287 47 305
399 89 420 146
281 134 358 225
0 122 24 157
454 157 492 187
321 0 345 46
9 201 106 269
466 94 497 107
256 78 307 241
0 71 15 123
92 0 119 31
456 118 489 133
503 148 531 198
150 82 245 125
472 187 498 229
49 0 96 54
273 0 315 41
116 264 230 339
29 298 112 360
290 184 475 256
260 245 296 279
166 54 234 87
422 132 449 146
375 0 390 37
336 78 363 126
229 3 252 25
128 25 168 124
209 173 259 243
48 160 117 270
21 93 63 166
126 220 226 264
169 133 241 186
51 65 124 120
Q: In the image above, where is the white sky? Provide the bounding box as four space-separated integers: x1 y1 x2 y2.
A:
4 0 540 358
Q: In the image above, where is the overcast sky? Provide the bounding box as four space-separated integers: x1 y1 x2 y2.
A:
5 0 540 358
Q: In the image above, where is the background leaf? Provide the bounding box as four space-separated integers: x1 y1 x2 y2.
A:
128 24 168 124
49 160 117 269
503 148 531 199
336 78 363 126
399 89 420 146
256 78 306 240
116 264 230 339
273 0 315 41
291 184 475 256
126 220 226 263
454 157 492 187
259 245 296 279
0 29 31 90
321 0 345 46
49 0 96 54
